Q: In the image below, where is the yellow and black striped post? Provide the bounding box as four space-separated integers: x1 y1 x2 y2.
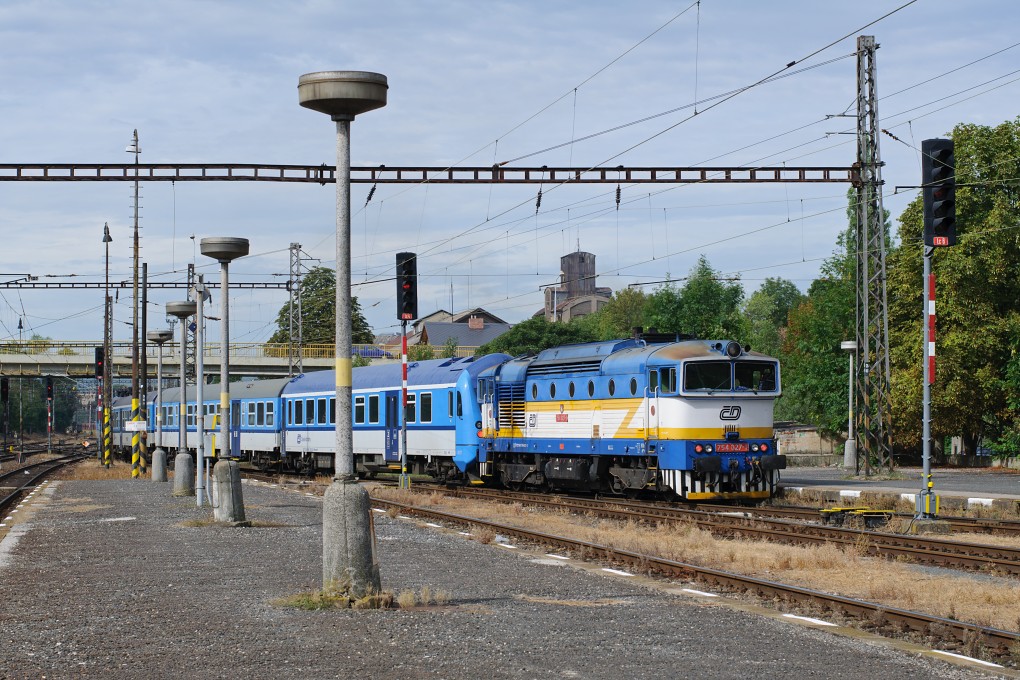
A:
102 406 112 468
139 429 148 475
131 398 140 478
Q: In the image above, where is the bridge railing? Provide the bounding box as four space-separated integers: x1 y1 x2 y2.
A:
0 341 483 361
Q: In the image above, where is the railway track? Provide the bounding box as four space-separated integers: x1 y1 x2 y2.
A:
371 495 1020 664
697 501 1020 537
0 448 87 518
444 487 1020 576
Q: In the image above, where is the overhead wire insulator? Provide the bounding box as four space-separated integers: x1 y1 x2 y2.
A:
365 184 377 207
615 184 621 210
535 188 542 214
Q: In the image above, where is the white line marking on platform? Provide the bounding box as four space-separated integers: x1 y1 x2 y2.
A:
681 588 718 598
425 522 443 528
932 650 1002 668
839 490 861 498
496 543 517 549
783 614 837 627
101 516 137 523
602 568 632 576
545 554 570 560
967 498 994 507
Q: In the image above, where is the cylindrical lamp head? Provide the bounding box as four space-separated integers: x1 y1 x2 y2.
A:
200 237 250 263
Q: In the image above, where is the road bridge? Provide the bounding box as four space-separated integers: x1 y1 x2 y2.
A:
0 342 388 378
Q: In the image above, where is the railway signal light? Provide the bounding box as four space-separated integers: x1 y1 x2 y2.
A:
922 138 956 247
95 346 105 379
46 376 53 400
395 252 418 321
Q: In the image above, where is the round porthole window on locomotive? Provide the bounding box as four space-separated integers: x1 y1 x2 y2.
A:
531 383 538 399
629 377 637 395
587 381 595 397
568 381 575 397
608 379 616 396
549 383 556 398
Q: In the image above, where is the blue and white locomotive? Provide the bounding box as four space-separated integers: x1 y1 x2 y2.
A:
111 336 785 501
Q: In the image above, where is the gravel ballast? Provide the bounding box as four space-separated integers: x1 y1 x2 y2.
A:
0 479 1000 679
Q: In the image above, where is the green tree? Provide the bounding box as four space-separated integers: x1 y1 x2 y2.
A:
644 256 745 339
886 118 1020 455
743 277 804 357
440 337 459 358
586 287 648 340
778 206 855 431
267 267 373 345
476 316 598 356
408 343 435 361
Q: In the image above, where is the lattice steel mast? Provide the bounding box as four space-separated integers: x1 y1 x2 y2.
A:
853 35 894 472
287 242 304 376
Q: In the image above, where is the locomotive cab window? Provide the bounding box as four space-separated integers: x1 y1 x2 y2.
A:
735 361 778 392
684 362 731 391
648 370 659 393
659 367 677 393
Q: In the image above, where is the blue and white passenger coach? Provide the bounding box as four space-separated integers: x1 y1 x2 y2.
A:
460 338 785 501
281 354 510 475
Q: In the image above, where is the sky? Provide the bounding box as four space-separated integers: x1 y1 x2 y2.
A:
0 0 1017 347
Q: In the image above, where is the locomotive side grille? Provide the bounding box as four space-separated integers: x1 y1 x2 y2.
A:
497 384 526 431
526 359 603 376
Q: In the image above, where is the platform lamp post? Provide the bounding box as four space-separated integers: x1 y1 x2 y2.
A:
299 70 387 596
167 300 197 497
841 340 858 470
147 329 173 482
102 223 113 465
200 236 248 523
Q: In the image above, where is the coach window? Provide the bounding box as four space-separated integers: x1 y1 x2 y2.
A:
549 383 556 398
246 402 255 427
287 400 294 425
295 400 304 425
317 398 327 425
329 397 336 424
355 396 365 424
368 394 380 423
630 377 638 396
587 380 595 397
187 404 196 427
608 379 616 397
568 382 575 397
405 393 417 424
266 402 275 427
420 392 433 423
256 402 265 427
304 399 314 425
449 391 455 417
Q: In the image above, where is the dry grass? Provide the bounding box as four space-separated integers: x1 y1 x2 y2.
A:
372 487 1020 632
62 461 136 480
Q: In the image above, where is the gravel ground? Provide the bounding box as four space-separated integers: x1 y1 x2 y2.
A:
0 479 1005 679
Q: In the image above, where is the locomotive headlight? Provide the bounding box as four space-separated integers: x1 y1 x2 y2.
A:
761 443 769 452
704 445 713 453
751 443 760 452
695 444 704 453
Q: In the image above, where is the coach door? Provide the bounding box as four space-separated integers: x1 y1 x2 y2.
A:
230 401 241 457
384 392 400 463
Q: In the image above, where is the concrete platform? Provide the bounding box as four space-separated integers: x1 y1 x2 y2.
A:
0 478 1004 679
779 466 1020 513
